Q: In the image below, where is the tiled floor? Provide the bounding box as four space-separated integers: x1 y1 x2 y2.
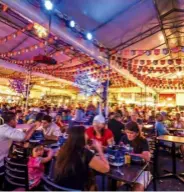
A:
147 151 184 191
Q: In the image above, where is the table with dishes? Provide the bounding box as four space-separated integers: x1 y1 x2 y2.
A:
106 162 149 190
9 131 151 191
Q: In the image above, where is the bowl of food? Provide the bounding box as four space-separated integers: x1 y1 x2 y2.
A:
106 146 124 166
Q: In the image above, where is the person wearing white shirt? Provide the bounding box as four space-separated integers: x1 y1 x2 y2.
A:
41 115 62 141
0 112 37 188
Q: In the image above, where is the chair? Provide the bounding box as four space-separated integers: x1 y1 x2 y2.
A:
145 127 157 191
42 175 81 191
0 116 4 125
3 157 29 191
9 142 30 159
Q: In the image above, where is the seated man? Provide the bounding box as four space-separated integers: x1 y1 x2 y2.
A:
156 113 184 156
41 115 62 141
0 112 37 188
108 113 125 144
120 122 151 191
155 114 169 136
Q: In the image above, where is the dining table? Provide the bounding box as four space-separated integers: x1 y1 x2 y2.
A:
104 162 150 191
44 143 152 191
155 135 184 183
167 128 184 131
143 124 154 129
167 128 184 134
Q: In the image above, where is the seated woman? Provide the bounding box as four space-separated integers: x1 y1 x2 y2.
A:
54 126 109 190
120 121 151 191
85 115 114 147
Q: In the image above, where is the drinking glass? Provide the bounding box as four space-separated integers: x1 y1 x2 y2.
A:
116 151 124 176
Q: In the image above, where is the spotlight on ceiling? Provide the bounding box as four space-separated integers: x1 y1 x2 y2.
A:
69 20 75 28
44 0 53 10
86 32 93 40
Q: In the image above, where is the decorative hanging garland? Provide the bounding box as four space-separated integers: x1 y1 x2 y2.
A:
111 46 183 56
0 41 48 58
9 78 26 95
131 72 184 89
111 57 183 66
0 24 33 45
121 65 183 74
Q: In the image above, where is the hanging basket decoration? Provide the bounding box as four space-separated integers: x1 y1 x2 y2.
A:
9 79 26 96
74 71 101 96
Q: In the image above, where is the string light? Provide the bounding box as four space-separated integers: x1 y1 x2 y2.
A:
33 23 48 38
44 0 53 11
69 20 75 28
86 32 93 40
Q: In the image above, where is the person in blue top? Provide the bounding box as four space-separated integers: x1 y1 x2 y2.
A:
155 113 169 136
155 113 184 157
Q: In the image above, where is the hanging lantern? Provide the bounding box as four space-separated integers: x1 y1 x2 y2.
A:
154 49 160 55
146 50 151 56
138 50 144 55
162 48 169 55
176 59 181 65
171 47 180 53
130 50 136 56
160 60 165 65
181 46 184 52
147 60 151 65
140 60 145 65
127 60 132 65
153 60 158 65
168 59 173 65
2 4 8 12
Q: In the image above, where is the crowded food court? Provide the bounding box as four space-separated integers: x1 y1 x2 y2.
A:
0 0 184 191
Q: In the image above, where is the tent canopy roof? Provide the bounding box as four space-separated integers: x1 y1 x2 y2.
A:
1 0 184 93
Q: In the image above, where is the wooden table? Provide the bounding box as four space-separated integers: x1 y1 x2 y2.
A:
143 124 154 129
156 135 184 183
167 128 184 133
157 135 184 143
102 163 149 190
46 153 150 191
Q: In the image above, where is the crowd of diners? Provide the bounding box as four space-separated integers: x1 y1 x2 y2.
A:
0 102 184 191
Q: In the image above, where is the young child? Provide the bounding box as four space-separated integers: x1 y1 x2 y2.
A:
28 143 53 190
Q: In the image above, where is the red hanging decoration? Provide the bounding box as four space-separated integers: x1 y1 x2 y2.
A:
154 49 160 55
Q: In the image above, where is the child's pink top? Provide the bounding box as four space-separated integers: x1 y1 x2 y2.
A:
28 157 44 189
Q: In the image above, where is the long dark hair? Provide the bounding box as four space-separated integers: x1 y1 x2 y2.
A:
55 126 86 179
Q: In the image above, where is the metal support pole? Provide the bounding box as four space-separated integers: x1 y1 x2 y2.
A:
104 57 111 119
141 88 143 107
145 85 147 110
25 70 31 110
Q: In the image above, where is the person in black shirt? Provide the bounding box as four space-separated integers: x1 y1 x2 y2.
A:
54 126 109 190
108 113 125 144
120 121 151 191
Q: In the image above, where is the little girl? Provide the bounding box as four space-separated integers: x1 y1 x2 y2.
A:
28 143 53 190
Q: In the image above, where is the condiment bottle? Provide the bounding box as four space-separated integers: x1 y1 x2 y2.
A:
124 152 131 164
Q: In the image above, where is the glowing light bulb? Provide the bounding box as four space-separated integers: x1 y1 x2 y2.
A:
86 32 93 40
44 0 53 10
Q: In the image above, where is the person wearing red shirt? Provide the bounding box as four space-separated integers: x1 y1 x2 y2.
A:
85 115 114 147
